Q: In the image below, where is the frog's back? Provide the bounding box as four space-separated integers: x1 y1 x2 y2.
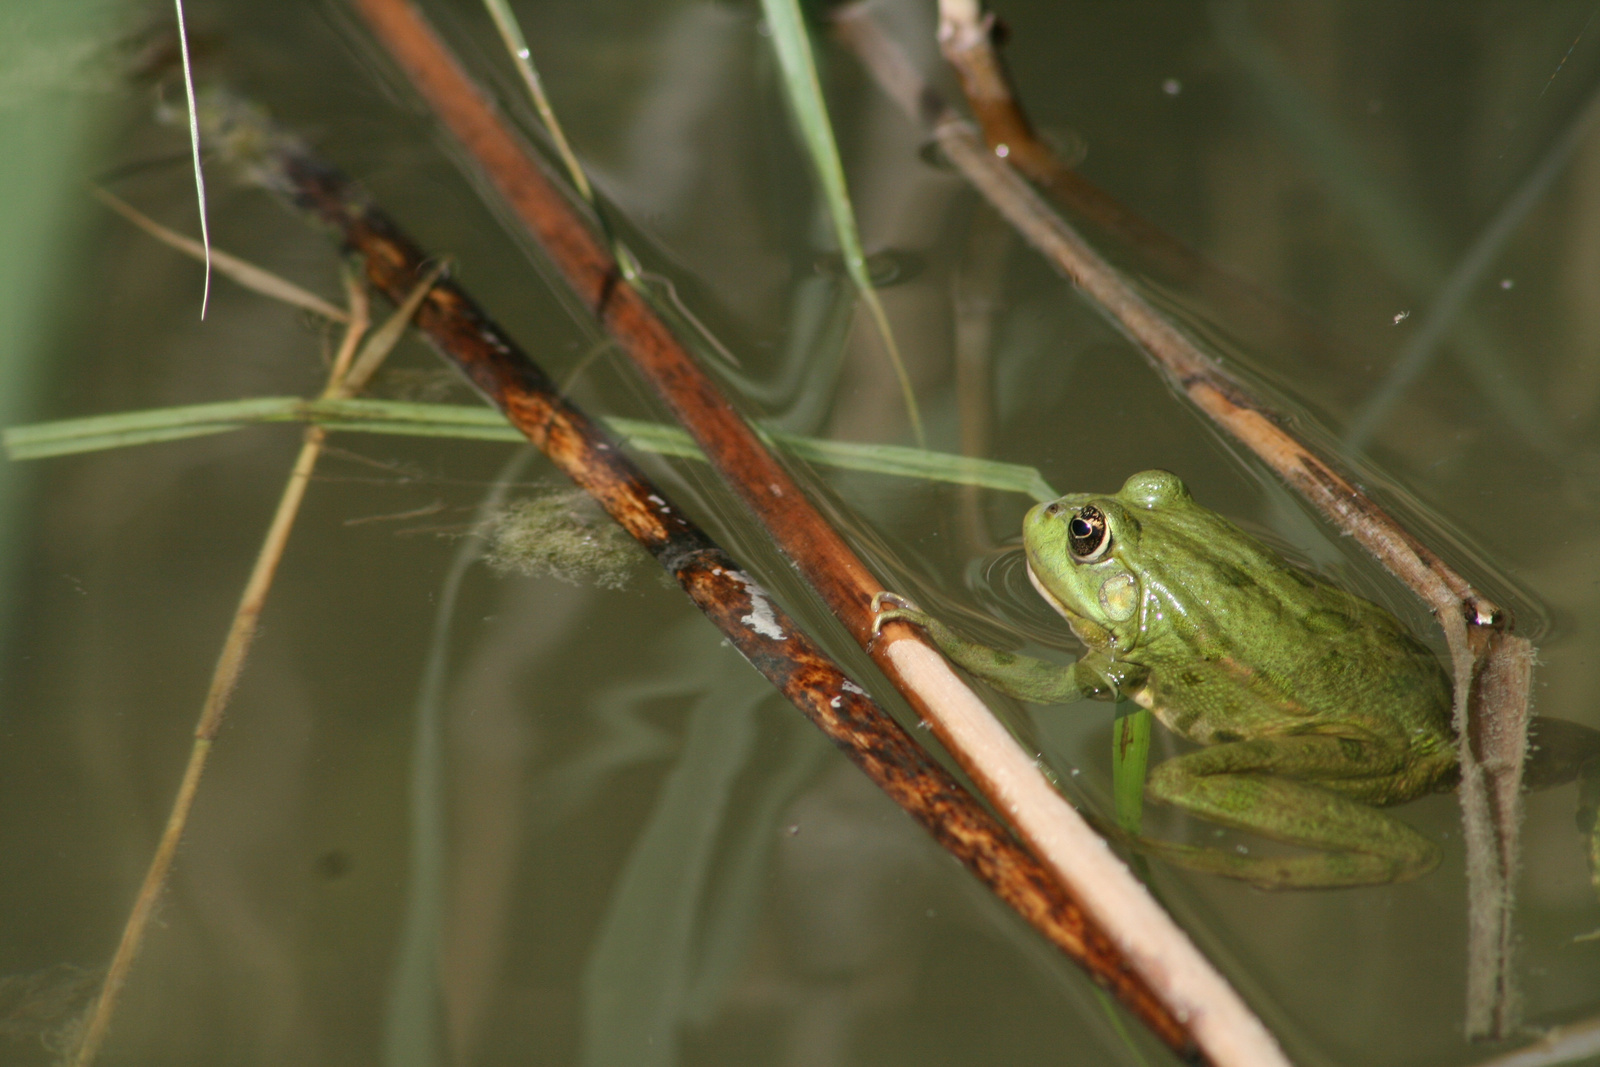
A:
1127 499 1453 752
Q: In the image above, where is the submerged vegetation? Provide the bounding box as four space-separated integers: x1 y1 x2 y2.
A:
483 489 642 589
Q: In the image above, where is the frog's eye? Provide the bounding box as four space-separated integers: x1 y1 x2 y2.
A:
1068 506 1112 562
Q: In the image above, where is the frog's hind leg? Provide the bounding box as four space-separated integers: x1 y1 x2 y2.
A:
1523 717 1600 913
1141 736 1440 889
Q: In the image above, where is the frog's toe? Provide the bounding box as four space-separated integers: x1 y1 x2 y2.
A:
871 591 928 637
871 590 918 613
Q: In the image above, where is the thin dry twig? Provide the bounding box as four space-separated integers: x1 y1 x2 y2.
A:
347 2 1289 1064
341 260 448 394
93 187 351 322
847 2 1532 1038
68 265 441 1067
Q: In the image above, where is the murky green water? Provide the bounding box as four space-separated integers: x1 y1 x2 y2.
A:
4 1 1600 1064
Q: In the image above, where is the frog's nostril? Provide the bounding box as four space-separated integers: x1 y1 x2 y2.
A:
1045 502 1064 517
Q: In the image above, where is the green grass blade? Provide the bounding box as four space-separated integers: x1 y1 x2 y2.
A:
305 397 506 428
1111 707 1152 835
18 424 247 457
5 397 1054 498
759 0 924 444
769 432 1056 501
3 396 302 459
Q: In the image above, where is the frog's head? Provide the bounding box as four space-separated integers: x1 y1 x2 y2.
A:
1022 470 1193 651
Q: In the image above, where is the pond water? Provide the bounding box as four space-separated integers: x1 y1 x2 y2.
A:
4 1 1600 1065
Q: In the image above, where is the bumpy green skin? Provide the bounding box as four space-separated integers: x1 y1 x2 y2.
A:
879 470 1460 889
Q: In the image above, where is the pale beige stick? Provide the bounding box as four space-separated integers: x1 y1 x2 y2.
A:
70 267 441 1067
875 637 1292 1067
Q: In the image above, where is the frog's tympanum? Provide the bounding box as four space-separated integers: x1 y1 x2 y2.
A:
875 470 1597 891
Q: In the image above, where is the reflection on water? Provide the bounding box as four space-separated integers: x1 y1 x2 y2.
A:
4 1 1600 1065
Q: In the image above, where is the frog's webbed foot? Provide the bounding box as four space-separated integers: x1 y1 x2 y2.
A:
871 591 931 638
1081 796 1413 889
1577 768 1600 941
1524 717 1600 935
1077 802 1415 890
1131 836 1433 890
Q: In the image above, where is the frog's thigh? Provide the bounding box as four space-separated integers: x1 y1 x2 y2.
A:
1145 737 1439 888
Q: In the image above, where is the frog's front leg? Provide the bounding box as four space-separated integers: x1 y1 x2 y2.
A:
872 592 1123 704
1140 735 1440 889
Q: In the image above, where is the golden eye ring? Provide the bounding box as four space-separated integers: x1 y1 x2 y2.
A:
1068 505 1112 562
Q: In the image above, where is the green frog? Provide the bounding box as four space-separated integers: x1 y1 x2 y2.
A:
874 469 1595 891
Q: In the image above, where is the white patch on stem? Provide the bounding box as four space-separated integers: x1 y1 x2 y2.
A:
730 570 785 640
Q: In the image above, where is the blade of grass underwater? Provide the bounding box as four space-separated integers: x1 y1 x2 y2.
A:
479 1 745 372
760 0 925 445
682 718 829 1025
6 398 1057 499
1212 1 1559 457
579 646 764 1067
383 448 538 1067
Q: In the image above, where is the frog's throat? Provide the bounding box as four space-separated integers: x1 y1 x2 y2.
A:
1025 561 1105 642
1025 560 1073 621
1026 560 1120 653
